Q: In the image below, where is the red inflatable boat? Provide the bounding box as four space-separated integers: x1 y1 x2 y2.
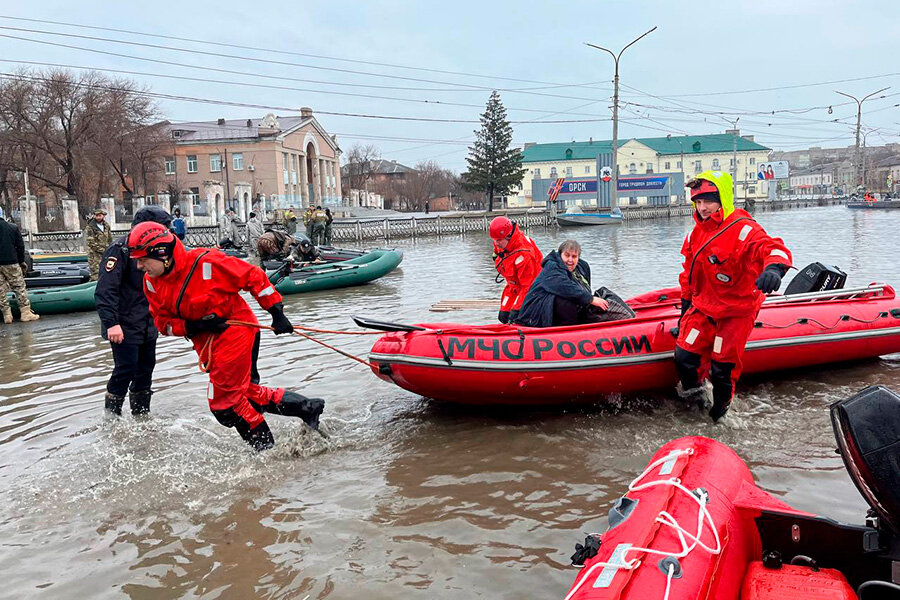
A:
364 284 900 405
562 384 900 599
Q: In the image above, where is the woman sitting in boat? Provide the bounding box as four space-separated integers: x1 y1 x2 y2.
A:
489 216 543 324
514 240 633 328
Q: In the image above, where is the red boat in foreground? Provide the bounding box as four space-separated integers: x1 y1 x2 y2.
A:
364 284 900 405
562 385 900 599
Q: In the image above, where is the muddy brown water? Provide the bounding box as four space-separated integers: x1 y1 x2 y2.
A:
2 204 900 599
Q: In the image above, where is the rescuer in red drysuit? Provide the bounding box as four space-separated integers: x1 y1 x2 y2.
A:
490 216 543 324
675 170 792 423
128 222 325 450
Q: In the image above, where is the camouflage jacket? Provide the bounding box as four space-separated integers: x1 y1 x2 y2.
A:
84 220 112 255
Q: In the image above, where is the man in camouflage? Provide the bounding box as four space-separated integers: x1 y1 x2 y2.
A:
0 215 39 323
84 208 112 281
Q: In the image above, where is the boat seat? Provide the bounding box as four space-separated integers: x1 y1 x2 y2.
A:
741 561 855 600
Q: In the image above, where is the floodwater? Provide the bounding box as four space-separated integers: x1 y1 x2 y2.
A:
2 204 900 599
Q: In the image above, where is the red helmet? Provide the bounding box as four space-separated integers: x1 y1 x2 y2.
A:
489 216 515 240
687 178 720 202
128 221 176 260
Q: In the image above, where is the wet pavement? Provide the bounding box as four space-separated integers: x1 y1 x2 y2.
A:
2 204 900 598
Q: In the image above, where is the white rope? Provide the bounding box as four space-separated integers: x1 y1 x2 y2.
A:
566 446 723 600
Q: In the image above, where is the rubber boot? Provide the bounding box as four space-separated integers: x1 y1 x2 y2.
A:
18 306 40 322
272 390 325 430
129 390 152 417
2 307 12 324
104 392 126 416
234 419 275 451
708 361 736 423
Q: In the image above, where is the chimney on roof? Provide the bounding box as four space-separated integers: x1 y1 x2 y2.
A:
217 118 226 126
742 135 754 142
300 107 313 118
246 119 252 127
589 137 593 144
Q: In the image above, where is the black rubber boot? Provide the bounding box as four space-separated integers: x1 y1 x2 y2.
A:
129 390 152 417
274 390 325 430
709 361 736 423
104 392 126 416
674 346 702 390
234 419 275 451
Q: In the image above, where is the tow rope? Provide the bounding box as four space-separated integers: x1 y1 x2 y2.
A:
195 320 381 373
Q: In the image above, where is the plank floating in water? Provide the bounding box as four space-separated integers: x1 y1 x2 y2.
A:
430 299 497 312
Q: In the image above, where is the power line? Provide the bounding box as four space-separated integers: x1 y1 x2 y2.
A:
0 72 611 124
0 14 614 92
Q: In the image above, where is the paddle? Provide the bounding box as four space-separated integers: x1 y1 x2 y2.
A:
352 316 427 332
430 299 497 312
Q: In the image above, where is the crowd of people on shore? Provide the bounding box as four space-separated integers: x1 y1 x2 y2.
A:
489 170 792 423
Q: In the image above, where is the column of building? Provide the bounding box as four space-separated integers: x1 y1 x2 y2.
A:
299 153 309 208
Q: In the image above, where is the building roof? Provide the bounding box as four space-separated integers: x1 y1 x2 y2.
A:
165 115 314 142
341 159 415 176
521 133 771 163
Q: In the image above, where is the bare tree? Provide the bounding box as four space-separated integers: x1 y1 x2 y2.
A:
343 143 381 193
401 161 452 211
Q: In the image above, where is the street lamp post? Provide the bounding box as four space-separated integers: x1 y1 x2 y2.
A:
835 87 889 188
586 26 657 216
667 134 685 203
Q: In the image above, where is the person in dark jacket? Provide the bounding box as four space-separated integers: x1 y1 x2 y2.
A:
514 240 611 328
0 217 40 323
94 205 169 416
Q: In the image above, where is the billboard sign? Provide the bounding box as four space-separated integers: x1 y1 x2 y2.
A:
618 176 668 191
757 161 789 180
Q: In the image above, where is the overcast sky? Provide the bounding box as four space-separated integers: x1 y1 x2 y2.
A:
2 1 899 172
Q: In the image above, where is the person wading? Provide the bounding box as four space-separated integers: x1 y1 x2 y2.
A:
95 205 171 416
0 215 39 323
489 216 543 324
675 170 792 423
128 222 325 450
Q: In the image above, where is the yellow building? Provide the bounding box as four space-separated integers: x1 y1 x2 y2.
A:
512 133 771 207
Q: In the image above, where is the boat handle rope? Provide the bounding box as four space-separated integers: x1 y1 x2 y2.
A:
755 312 892 330
195 319 380 373
436 334 453 366
565 446 721 600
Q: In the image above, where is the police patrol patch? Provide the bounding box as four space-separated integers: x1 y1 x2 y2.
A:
104 257 118 272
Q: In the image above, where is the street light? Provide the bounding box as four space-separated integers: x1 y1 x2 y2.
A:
667 134 685 202
586 26 657 216
835 87 889 187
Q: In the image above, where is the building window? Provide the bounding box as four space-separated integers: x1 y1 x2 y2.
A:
712 159 720 170
165 157 175 175
629 163 637 174
646 164 654 174
533 168 541 178
187 155 198 173
729 158 735 168
210 154 222 172
565 166 573 177
748 186 756 194
664 161 670 170
694 160 702 173
749 157 755 165
550 167 557 177
232 153 244 171
585 165 591 174
677 160 682 169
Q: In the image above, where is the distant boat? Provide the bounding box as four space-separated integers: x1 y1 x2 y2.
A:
847 199 900 209
556 207 624 227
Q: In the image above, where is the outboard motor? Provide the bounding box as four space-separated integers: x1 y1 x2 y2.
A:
784 262 847 295
831 386 900 535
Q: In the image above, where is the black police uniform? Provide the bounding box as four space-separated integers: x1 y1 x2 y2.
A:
94 236 158 415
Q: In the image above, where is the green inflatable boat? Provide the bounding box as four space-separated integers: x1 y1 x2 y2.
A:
268 248 403 294
8 280 97 316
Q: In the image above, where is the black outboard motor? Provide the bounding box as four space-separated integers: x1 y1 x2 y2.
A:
831 386 900 535
784 262 847 295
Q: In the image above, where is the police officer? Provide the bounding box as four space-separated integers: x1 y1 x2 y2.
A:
94 205 169 416
84 208 112 281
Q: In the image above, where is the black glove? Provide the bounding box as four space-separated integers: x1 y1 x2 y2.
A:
185 313 230 337
268 303 293 335
755 264 785 294
498 310 510 324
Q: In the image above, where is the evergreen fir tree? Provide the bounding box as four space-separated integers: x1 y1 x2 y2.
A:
462 91 526 211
